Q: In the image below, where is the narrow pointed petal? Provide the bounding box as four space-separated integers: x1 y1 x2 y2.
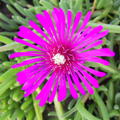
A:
24 68 50 97
77 30 109 49
29 20 51 42
71 12 82 35
17 64 44 85
16 64 40 85
67 75 78 99
43 11 58 41
36 73 56 100
80 70 99 88
78 11 92 33
86 57 110 65
36 14 54 41
81 48 115 57
59 8 66 41
36 73 56 106
58 76 67 101
71 72 86 95
66 10 72 39
14 38 44 51
23 67 50 90
11 58 43 68
81 40 103 51
9 51 41 59
75 25 103 48
77 72 94 94
72 26 92 44
21 67 45 90
52 8 62 41
74 64 99 88
18 26 48 47
17 73 27 85
48 78 59 103
79 64 106 77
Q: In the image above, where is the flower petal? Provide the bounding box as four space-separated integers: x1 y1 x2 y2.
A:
14 38 44 51
43 11 58 41
66 10 72 39
77 72 94 94
74 64 99 88
81 48 115 57
71 26 92 45
71 11 82 36
58 75 67 101
71 72 86 95
75 25 103 48
11 58 43 68
67 74 78 99
18 26 48 47
77 30 109 49
16 64 40 84
9 51 41 59
58 8 66 41
36 14 55 42
48 77 59 103
29 20 51 42
36 73 56 106
21 66 45 90
80 70 99 88
86 57 110 65
24 68 51 97
81 40 103 51
79 63 106 77
78 11 92 33
52 8 62 41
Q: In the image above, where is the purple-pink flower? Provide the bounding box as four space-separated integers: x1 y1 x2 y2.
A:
10 8 115 106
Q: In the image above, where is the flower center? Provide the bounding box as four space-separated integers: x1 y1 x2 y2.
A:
52 53 66 65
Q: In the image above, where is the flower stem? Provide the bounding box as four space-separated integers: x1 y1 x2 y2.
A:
32 92 43 120
92 0 97 14
54 95 67 120
81 93 90 103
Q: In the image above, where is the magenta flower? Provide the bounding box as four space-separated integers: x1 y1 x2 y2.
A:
10 8 115 106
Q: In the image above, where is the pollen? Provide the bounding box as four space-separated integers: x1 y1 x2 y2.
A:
52 53 66 65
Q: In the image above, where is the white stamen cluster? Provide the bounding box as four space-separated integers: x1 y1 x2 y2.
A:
52 53 66 65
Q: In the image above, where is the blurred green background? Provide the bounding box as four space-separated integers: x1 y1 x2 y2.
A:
0 0 120 120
